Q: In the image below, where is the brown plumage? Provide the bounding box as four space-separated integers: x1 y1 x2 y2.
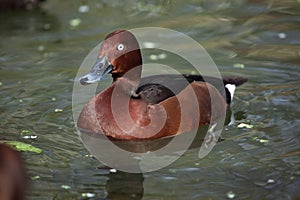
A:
77 30 247 140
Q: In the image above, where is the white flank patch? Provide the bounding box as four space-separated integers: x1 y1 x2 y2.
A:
225 84 236 101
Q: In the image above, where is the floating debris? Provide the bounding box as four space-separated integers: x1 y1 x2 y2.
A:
150 53 167 60
21 130 30 134
149 54 158 60
51 97 56 101
267 179 275 184
78 5 90 13
109 168 117 173
233 63 245 69
278 33 286 39
0 82 2 86
253 137 269 143
143 42 155 48
54 108 63 113
226 191 236 199
237 123 253 129
22 135 38 139
61 185 71 190
69 18 81 28
31 175 40 180
3 141 42 153
81 192 96 198
158 53 167 59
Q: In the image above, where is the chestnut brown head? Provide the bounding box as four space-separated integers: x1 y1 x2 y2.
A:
80 30 142 85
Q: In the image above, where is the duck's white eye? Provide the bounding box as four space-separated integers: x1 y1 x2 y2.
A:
117 43 124 51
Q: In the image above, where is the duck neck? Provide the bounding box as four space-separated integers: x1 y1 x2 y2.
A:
112 65 142 97
112 65 142 84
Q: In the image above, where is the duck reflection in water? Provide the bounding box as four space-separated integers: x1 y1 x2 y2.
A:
106 171 144 200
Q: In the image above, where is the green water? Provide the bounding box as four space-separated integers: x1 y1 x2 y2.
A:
0 0 299 199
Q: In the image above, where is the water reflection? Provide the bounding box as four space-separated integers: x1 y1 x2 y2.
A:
81 126 206 154
80 115 229 173
106 171 144 200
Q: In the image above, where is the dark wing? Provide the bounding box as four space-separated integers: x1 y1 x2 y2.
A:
135 74 247 104
136 74 192 104
135 83 175 104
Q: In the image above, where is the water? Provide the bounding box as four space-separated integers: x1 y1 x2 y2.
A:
0 0 299 199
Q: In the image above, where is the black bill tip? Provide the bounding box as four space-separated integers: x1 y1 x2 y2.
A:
79 77 89 85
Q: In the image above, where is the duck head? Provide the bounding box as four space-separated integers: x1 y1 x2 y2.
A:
80 30 142 85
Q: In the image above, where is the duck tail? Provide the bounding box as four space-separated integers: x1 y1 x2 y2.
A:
223 76 248 87
222 76 247 104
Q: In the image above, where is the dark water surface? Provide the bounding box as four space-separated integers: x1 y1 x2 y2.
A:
0 0 299 199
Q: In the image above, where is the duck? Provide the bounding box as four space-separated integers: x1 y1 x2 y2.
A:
0 144 27 200
77 30 247 140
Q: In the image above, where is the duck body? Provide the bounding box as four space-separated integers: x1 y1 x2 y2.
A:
77 30 247 140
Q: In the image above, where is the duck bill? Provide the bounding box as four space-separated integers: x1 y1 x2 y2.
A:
79 55 113 85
